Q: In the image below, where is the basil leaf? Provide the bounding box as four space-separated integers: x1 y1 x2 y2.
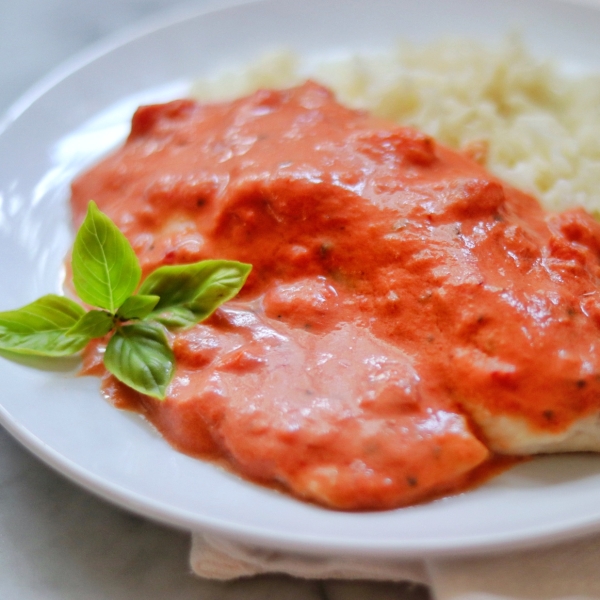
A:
116 295 160 321
67 310 114 339
0 294 89 356
104 322 174 400
140 260 251 328
152 306 198 329
72 201 141 312
187 261 252 321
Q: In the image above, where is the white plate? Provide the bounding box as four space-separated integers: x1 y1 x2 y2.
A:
2 0 600 559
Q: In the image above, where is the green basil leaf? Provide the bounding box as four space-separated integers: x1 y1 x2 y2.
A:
67 310 114 338
72 201 141 312
104 322 174 400
116 295 160 321
151 306 198 329
0 294 89 356
140 260 251 328
187 261 252 321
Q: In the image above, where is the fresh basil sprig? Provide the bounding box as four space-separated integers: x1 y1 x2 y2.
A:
0 201 252 399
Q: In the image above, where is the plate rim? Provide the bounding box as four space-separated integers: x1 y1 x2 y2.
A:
5 400 600 558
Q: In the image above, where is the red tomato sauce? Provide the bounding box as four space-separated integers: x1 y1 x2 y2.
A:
74 82 600 510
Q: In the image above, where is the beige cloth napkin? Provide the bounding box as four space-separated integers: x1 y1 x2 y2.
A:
190 531 600 598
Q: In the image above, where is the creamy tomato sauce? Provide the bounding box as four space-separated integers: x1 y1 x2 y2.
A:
73 82 600 510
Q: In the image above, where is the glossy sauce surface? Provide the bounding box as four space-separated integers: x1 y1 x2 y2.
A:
74 83 600 509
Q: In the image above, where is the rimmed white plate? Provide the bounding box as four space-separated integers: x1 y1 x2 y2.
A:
2 0 600 559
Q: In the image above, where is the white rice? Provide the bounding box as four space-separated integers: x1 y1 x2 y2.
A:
191 37 600 216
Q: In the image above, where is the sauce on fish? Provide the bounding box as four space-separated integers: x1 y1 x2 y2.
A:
74 82 600 509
